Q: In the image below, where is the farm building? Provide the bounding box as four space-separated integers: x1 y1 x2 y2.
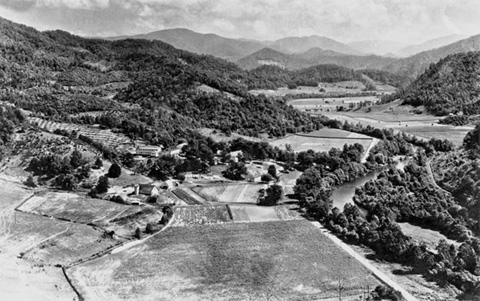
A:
160 180 174 189
170 149 182 157
245 166 264 182
229 150 243 163
135 145 163 157
134 184 159 196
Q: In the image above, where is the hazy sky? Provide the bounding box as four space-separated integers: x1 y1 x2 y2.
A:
1 0 479 43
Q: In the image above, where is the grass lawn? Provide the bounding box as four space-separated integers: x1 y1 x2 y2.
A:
68 220 380 301
398 223 461 247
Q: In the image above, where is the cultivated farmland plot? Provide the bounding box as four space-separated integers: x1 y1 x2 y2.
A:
192 183 267 204
29 117 132 149
67 220 381 301
172 205 233 227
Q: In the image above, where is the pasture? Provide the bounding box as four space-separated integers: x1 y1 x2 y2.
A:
270 130 373 153
288 96 379 111
16 191 162 237
322 110 473 146
192 183 267 203
250 81 368 96
67 220 381 301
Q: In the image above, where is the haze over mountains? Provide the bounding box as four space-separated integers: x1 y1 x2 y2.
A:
105 28 480 81
347 40 408 56
395 34 467 57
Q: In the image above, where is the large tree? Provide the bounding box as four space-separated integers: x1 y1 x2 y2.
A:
108 163 122 178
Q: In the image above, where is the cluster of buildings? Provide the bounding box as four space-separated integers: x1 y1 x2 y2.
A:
130 142 188 161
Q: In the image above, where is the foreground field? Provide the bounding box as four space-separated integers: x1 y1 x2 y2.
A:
0 176 77 300
17 191 162 237
68 220 380 301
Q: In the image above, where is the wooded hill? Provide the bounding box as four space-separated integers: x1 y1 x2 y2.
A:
384 52 480 116
0 16 334 148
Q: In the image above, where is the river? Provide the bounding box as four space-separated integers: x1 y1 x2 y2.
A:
331 160 460 246
331 170 378 212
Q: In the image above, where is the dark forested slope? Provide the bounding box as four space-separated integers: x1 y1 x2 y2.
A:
384 52 480 115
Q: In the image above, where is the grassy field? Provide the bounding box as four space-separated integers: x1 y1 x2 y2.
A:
250 81 368 96
270 134 372 153
17 191 162 237
68 220 380 301
289 96 379 111
21 222 120 266
192 183 267 203
398 223 461 247
322 110 473 146
17 191 142 224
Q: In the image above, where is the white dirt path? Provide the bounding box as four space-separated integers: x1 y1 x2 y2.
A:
310 221 418 301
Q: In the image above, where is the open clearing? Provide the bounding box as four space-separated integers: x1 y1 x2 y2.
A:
314 100 473 146
192 183 267 203
270 130 373 153
289 96 379 111
398 223 461 247
250 81 369 96
68 220 381 301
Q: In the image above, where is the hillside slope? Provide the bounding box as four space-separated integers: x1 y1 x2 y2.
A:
0 16 324 146
390 52 480 115
237 47 397 71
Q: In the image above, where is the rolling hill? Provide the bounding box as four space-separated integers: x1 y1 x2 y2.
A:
270 35 362 55
395 34 467 57
236 47 397 71
0 16 326 146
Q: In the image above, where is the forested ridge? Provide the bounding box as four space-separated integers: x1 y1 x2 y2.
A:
383 51 480 116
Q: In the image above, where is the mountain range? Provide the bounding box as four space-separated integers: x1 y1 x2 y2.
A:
347 40 408 56
395 34 466 57
105 28 480 82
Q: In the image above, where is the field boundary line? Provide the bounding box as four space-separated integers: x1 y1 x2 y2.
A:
62 266 85 301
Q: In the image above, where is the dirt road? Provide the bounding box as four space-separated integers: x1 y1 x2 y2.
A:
310 221 418 301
